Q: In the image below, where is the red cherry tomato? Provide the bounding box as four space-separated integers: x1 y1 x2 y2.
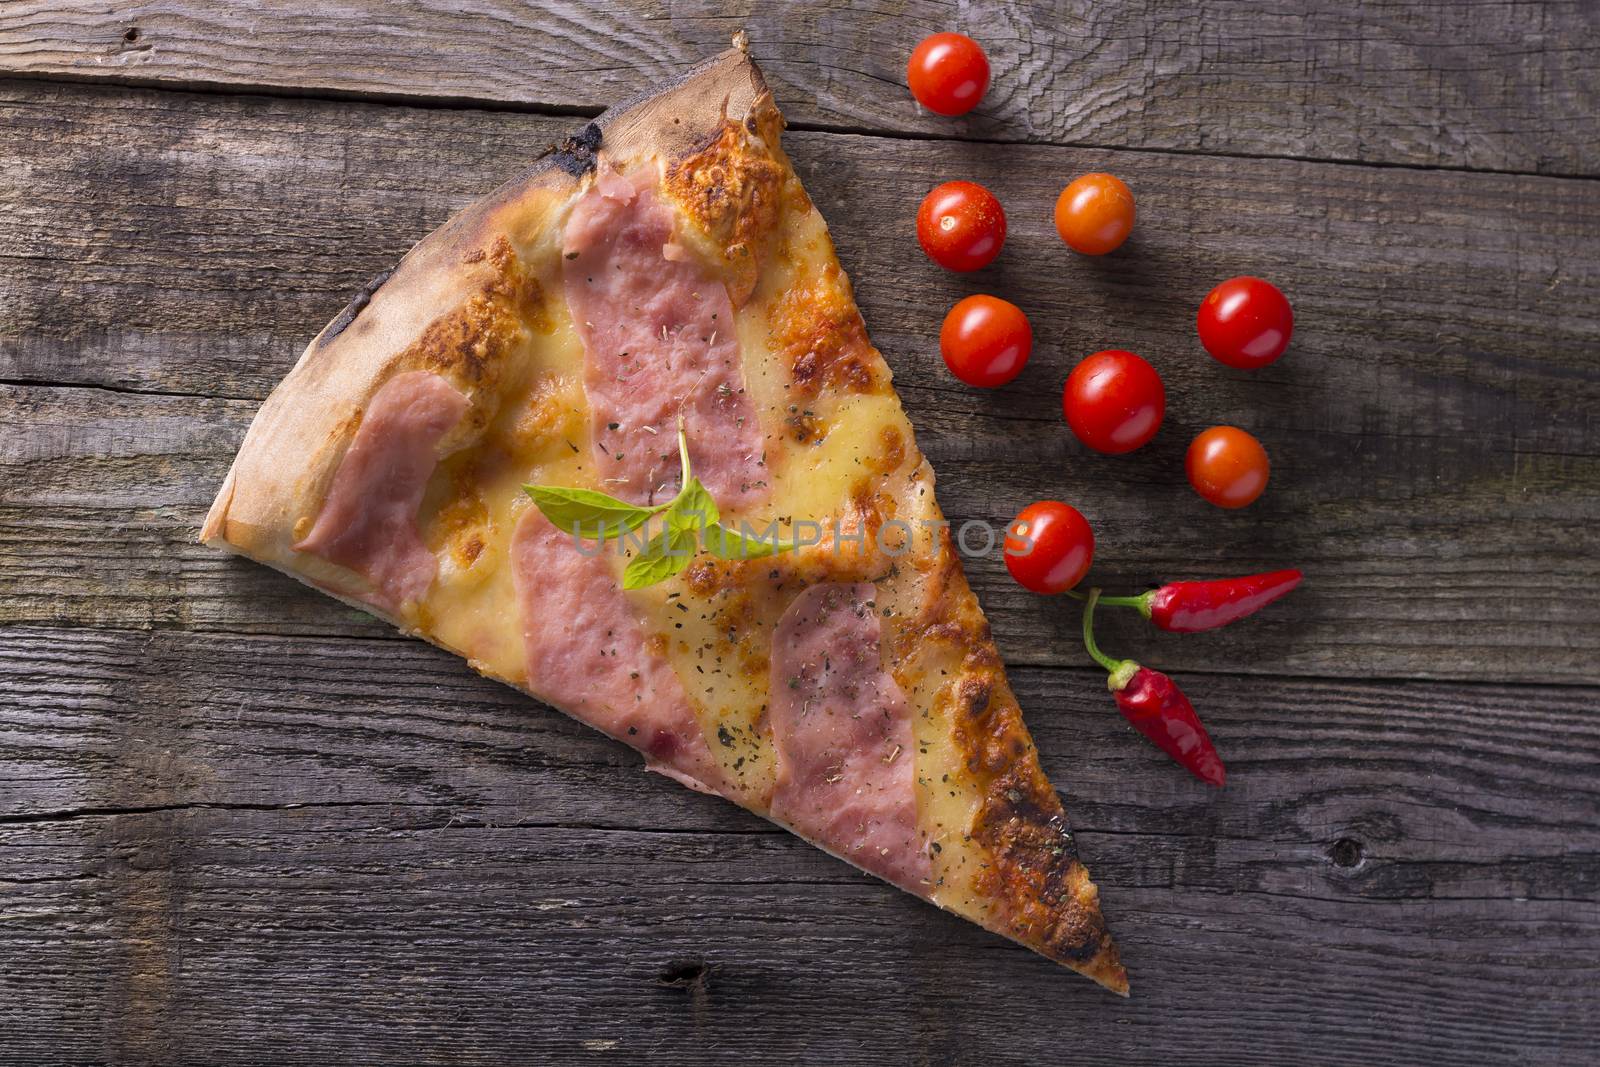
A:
1061 349 1166 454
907 33 990 117
1186 426 1271 508
916 181 1006 272
1004 501 1095 594
1197 276 1293 369
939 295 1031 387
1054 173 1136 255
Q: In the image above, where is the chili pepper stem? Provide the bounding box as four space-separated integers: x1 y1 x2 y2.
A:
1081 589 1116 670
1068 588 1155 617
1082 589 1141 690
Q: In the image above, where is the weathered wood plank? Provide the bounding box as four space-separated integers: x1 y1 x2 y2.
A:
1 80 1597 681
2 625 1596 1064
5 810 1594 1066
4 379 1598 683
0 1 1597 176
3 78 1596 450
0 22 1595 1067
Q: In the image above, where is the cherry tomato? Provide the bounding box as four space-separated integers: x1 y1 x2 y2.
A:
1054 173 1135 255
1004 501 1095 595
1061 349 1165 454
939 295 1031 387
1186 426 1271 508
907 33 990 117
916 181 1006 272
1197 276 1293 369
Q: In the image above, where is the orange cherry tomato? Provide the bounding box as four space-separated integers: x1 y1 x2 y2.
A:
916 180 1006 272
939 295 1032 387
1186 426 1271 508
1054 173 1136 256
907 33 990 117
1004 501 1095 594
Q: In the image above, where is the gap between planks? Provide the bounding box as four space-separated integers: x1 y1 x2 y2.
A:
4 69 1600 186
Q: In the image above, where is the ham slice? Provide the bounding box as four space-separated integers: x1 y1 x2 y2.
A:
562 165 766 510
295 370 468 610
510 509 724 793
768 582 930 892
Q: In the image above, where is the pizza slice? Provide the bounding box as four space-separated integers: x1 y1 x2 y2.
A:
202 41 1127 994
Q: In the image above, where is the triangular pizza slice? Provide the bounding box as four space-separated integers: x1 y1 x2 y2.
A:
202 43 1127 994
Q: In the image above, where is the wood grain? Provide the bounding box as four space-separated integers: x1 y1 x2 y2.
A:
2 25 1599 1063
0 1 1597 176
2 625 1596 1064
1 79 1596 682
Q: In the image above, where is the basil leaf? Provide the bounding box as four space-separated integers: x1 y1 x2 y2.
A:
622 527 696 590
523 484 660 539
665 477 719 539
703 521 791 560
526 420 780 587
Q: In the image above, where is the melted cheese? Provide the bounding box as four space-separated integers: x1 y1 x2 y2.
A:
406 145 997 921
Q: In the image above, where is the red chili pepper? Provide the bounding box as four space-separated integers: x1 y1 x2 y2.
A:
1108 663 1226 787
1083 590 1227 787
1146 569 1302 632
1092 568 1303 633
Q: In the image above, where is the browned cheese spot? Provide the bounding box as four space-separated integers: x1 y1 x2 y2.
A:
395 237 544 446
664 119 784 308
424 457 491 560
786 407 825 445
770 263 888 400
493 372 583 468
409 238 554 565
872 423 907 475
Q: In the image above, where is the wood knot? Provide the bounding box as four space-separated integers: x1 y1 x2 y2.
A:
1328 837 1364 869
656 957 712 992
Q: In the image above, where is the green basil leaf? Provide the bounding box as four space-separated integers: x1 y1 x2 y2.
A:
622 527 696 590
665 477 719 538
703 520 791 560
523 484 661 539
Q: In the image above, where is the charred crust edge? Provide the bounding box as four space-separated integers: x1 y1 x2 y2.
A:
446 48 768 245
552 121 603 177
319 268 393 347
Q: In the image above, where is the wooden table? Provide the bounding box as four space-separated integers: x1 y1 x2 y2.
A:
2 3 1597 1063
